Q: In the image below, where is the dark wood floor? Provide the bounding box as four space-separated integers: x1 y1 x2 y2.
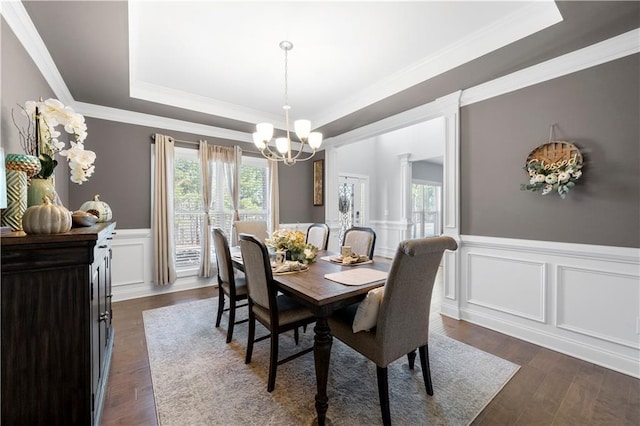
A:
102 285 639 425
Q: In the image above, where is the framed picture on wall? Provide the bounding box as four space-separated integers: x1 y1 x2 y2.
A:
313 159 324 206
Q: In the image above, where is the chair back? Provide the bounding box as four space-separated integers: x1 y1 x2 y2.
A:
212 227 234 286
234 220 269 244
306 223 330 250
343 226 376 259
239 234 276 311
376 236 457 364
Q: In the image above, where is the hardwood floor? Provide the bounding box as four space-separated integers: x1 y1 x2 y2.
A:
102 282 639 425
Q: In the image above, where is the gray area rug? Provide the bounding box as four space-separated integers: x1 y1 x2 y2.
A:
143 298 519 426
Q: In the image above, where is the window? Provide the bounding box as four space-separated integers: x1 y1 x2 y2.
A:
411 181 442 238
172 148 269 272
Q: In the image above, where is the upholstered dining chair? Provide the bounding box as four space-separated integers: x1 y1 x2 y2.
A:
212 227 249 343
328 236 458 426
306 223 330 250
343 226 377 259
234 220 269 244
239 234 316 392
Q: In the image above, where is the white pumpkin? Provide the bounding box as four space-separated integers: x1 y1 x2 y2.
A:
80 194 113 223
22 196 72 235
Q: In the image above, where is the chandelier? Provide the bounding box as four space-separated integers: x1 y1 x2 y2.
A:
252 41 322 165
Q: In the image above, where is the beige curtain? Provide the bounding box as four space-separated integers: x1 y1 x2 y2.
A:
226 145 242 245
152 134 176 285
198 142 238 277
269 161 279 234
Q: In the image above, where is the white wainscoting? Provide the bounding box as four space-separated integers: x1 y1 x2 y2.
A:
368 220 411 258
111 229 214 302
111 223 314 302
444 235 640 378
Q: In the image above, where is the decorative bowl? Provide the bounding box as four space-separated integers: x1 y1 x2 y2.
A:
72 211 98 227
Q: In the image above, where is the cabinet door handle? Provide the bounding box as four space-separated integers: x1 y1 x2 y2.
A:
99 312 110 322
98 244 108 248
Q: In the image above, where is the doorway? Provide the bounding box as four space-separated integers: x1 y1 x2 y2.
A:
337 175 369 245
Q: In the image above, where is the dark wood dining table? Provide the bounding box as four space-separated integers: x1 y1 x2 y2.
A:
231 249 390 425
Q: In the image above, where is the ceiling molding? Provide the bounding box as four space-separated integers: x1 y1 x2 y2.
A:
129 80 286 129
1 0 74 106
461 28 640 107
325 27 639 148
74 101 253 143
311 1 562 128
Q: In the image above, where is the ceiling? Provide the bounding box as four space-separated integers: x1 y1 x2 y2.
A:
15 1 640 142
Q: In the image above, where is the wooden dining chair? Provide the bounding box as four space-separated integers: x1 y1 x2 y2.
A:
306 223 330 250
239 233 316 392
212 227 248 343
328 236 458 426
343 226 377 259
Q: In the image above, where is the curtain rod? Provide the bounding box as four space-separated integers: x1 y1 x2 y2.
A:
150 134 261 155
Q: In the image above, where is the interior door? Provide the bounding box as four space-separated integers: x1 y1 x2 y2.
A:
337 175 368 244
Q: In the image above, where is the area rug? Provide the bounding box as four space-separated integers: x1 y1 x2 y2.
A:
143 298 519 426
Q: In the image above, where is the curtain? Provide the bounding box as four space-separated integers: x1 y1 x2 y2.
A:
198 142 238 277
226 145 242 245
152 134 176 285
269 160 279 234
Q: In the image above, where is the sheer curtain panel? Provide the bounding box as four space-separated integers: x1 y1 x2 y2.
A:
198 142 238 277
152 134 177 285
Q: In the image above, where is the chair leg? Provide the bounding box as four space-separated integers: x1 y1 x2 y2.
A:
419 345 433 396
407 350 417 369
215 293 225 327
245 311 255 364
226 299 236 343
267 332 279 392
376 366 391 426
294 327 299 345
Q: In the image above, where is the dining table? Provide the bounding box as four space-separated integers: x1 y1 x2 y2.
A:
231 248 390 426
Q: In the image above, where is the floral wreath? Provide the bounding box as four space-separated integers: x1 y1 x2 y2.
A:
521 141 583 199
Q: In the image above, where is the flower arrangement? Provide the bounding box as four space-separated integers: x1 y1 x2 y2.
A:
266 229 318 264
12 98 96 184
521 153 583 199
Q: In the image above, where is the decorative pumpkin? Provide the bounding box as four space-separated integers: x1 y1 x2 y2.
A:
79 194 112 223
22 196 72 235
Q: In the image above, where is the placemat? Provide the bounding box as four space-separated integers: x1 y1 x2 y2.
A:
324 268 388 286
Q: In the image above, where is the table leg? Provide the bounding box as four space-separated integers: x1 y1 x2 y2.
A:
313 316 332 426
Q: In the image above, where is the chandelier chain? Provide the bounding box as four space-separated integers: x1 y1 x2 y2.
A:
283 47 289 109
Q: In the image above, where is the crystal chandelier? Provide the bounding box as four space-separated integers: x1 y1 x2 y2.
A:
252 41 322 165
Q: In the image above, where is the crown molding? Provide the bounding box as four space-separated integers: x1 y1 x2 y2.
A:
312 1 562 128
461 28 640 107
1 0 74 105
74 101 252 143
128 81 285 130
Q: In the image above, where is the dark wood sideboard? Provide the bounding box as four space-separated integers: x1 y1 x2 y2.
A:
1 222 116 425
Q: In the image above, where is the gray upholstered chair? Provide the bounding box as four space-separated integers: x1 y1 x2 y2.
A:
234 220 269 244
343 226 376 259
328 236 458 426
212 227 248 343
306 223 330 250
239 234 316 392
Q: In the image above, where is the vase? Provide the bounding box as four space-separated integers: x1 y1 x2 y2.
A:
28 177 61 207
1 154 41 231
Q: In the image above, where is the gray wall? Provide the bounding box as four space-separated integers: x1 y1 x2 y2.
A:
2 18 322 229
68 118 322 229
460 54 639 248
1 18 68 203
278 149 325 224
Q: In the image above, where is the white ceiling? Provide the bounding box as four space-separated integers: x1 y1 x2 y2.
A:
128 1 562 132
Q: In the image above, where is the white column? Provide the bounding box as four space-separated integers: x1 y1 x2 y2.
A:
398 153 412 241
